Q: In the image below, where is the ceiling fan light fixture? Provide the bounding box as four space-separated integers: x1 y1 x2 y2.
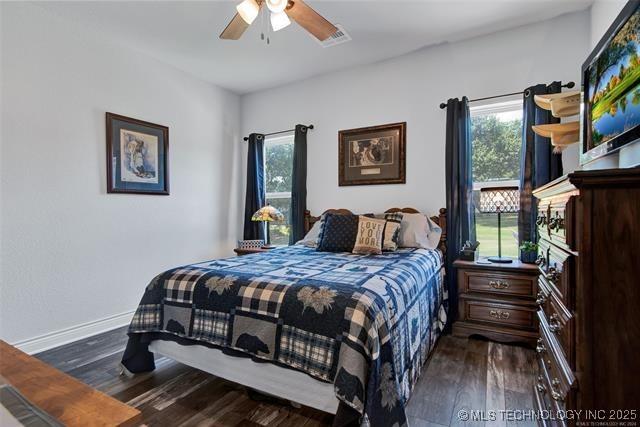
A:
236 0 260 25
270 11 291 32
265 0 287 14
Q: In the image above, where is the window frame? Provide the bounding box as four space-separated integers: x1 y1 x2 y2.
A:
470 98 523 259
264 133 294 202
470 97 523 189
263 133 294 246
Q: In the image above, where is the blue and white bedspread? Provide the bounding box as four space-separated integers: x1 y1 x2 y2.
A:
122 245 447 427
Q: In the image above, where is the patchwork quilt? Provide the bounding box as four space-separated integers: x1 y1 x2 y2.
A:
122 245 447 427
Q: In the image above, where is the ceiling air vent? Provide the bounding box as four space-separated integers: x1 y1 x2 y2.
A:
316 24 351 48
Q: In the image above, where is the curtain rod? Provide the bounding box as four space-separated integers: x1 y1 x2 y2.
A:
243 124 314 141
438 82 575 109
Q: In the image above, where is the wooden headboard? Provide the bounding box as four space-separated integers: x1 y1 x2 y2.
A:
304 207 447 255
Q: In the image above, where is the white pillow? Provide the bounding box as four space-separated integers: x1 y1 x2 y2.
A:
398 213 442 250
296 221 322 247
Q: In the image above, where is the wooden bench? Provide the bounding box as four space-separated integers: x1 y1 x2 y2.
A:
0 340 141 426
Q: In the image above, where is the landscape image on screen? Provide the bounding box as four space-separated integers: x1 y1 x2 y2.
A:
588 7 640 148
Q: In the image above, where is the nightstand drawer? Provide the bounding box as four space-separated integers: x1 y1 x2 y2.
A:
453 259 540 346
463 270 536 298
461 298 536 329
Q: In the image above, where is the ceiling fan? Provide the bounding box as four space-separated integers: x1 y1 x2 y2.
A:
220 0 338 41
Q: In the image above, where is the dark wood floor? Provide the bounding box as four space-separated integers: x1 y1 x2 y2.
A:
35 327 535 426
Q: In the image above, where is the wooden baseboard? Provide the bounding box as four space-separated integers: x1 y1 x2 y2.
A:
11 310 135 355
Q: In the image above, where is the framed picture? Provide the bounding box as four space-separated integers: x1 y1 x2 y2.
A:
338 122 406 186
106 112 169 195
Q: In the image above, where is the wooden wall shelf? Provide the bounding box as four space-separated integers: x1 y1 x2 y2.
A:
532 121 579 149
534 90 580 118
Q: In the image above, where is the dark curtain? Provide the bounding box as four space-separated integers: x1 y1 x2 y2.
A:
445 97 476 325
243 133 266 240
289 125 309 245
518 82 563 244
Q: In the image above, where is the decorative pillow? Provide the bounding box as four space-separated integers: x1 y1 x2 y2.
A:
352 216 387 255
316 213 359 252
398 213 443 249
382 213 403 251
296 221 322 247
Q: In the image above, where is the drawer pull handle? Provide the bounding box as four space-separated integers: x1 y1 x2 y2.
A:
489 280 509 289
536 291 547 306
551 378 561 387
489 309 510 320
535 255 546 267
536 381 546 393
545 268 560 286
548 211 565 232
536 338 546 354
551 390 564 402
536 215 547 226
549 314 562 333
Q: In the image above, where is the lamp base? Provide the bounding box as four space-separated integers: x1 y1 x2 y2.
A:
488 256 513 264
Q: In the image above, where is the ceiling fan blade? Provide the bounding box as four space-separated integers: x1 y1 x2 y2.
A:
285 0 337 41
220 13 250 40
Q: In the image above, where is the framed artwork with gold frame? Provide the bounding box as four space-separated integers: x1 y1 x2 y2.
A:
338 122 406 186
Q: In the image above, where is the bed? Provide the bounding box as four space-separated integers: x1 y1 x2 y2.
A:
121 208 447 427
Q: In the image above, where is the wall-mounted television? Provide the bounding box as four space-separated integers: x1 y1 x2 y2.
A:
582 0 640 166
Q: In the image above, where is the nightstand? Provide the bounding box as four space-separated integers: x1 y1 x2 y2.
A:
452 259 540 347
233 247 273 256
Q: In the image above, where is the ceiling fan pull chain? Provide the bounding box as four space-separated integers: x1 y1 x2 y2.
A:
260 3 265 41
267 12 271 45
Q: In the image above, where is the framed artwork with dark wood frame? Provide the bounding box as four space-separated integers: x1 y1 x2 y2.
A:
106 112 169 195
338 122 406 186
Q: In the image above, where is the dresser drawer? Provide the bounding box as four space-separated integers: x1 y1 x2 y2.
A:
548 196 577 252
536 277 573 358
536 353 567 427
461 298 536 330
538 240 575 308
461 270 536 298
533 379 552 427
537 202 550 240
537 311 575 402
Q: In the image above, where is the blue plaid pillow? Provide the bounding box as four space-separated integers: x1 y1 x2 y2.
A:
316 213 359 253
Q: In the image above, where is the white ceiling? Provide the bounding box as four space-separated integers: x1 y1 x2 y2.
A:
34 0 593 94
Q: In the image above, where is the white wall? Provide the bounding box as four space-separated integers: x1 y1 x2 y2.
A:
240 11 591 218
0 3 243 345
591 0 627 47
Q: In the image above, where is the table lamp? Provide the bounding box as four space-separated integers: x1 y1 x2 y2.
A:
251 204 285 248
479 186 520 263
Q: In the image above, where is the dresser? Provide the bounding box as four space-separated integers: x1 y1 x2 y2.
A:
532 168 640 422
453 259 540 346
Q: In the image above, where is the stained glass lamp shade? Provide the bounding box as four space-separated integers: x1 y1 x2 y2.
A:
251 204 285 248
479 186 520 263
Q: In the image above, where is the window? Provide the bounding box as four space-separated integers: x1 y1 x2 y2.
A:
264 134 294 246
470 99 523 258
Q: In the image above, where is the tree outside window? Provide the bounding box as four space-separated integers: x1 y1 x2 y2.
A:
264 135 293 246
471 100 523 258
